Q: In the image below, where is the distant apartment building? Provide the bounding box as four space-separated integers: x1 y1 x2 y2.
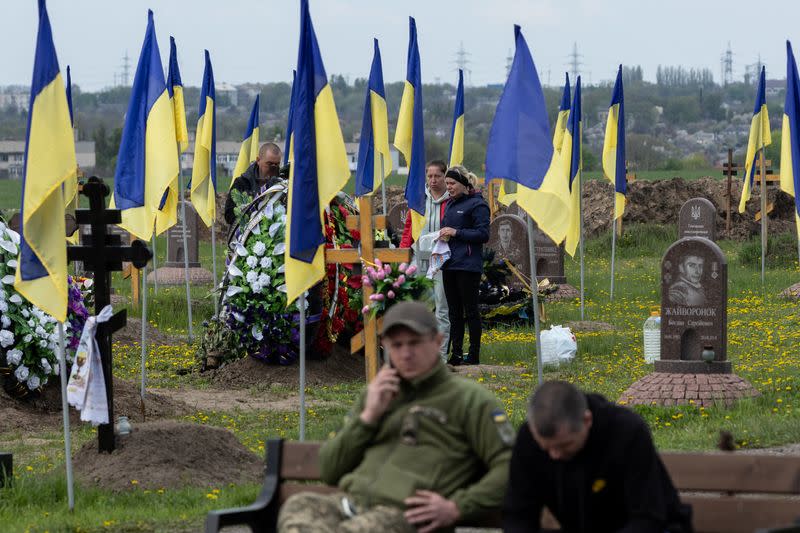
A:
0 86 28 111
0 140 95 178
344 142 403 174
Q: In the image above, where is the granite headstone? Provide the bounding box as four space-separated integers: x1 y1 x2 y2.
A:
488 214 530 289
678 197 717 241
656 236 729 373
165 201 200 268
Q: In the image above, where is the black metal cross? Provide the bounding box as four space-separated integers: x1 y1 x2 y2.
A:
66 176 152 453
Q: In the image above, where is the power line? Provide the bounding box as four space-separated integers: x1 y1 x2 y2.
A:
452 41 472 85
566 42 582 82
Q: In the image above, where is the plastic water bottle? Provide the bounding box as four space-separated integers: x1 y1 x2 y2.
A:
643 311 661 363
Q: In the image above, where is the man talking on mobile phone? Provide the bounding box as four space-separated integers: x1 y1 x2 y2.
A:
277 301 513 533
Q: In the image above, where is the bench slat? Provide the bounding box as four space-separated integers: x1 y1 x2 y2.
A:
280 442 322 480
684 495 800 533
663 453 800 494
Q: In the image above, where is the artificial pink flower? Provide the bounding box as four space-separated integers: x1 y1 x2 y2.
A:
384 264 392 274
375 270 386 280
362 305 370 314
406 265 417 275
396 274 406 285
387 290 396 299
362 277 372 287
398 262 407 272
375 258 383 268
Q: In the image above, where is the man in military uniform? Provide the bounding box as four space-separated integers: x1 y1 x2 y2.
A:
223 142 284 225
668 254 706 307
277 301 513 533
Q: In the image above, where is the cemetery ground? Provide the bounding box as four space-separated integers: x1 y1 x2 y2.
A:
2 221 800 532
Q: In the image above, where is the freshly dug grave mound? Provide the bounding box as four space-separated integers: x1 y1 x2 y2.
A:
208 344 365 389
0 378 190 434
73 420 262 491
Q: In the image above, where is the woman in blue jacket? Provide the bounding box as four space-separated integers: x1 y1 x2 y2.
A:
439 165 490 365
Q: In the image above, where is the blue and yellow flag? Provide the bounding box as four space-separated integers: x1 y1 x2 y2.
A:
191 50 217 228
497 72 569 208
487 25 570 244
15 0 75 322
739 66 771 213
355 39 392 197
564 77 582 257
231 95 260 189
780 41 800 235
111 10 178 242
63 64 79 244
154 35 188 236
285 0 350 305
603 65 627 220
284 70 296 166
449 69 465 167
394 17 427 240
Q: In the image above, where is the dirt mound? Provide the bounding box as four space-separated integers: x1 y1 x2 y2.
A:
73 420 262 491
780 282 800 300
208 344 365 389
0 378 190 435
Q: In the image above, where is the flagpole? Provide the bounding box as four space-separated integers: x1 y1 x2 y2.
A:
759 147 767 286
150 235 158 294
140 263 148 409
177 145 194 341
298 293 307 441
211 219 219 316
57 322 75 511
610 211 617 301
380 156 388 215
578 97 585 321
526 217 544 385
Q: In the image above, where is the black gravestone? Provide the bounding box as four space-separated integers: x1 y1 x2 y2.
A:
656 237 729 373
387 201 408 235
678 197 717 241
165 201 200 268
488 214 530 289
534 225 566 284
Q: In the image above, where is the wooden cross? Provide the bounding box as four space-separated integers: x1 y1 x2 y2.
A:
325 197 411 381
722 148 739 236
66 176 152 453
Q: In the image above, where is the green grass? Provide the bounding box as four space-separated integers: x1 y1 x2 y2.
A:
3 222 800 531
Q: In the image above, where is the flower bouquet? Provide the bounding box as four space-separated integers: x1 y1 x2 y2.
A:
360 260 433 318
0 218 88 398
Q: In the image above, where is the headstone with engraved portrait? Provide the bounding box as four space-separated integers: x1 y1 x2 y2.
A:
678 197 717 241
387 201 408 246
656 237 729 373
488 214 530 289
165 201 201 268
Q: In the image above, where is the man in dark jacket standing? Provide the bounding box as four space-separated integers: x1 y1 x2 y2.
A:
223 142 283 225
504 381 692 533
439 165 490 366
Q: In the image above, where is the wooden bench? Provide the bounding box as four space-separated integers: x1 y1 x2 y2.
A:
206 439 800 533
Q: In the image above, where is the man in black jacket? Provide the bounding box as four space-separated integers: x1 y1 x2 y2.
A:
504 381 692 533
223 142 283 225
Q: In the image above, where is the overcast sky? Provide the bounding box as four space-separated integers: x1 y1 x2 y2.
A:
2 0 799 92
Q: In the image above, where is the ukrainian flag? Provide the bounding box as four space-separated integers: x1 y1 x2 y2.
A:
394 17 427 240
487 25 570 244
191 50 217 228
603 65 627 220
231 95 260 190
448 69 465 167
740 66 771 213
497 73 569 208
355 39 392 197
111 10 178 242
15 0 75 323
564 77 582 257
155 35 189 236
64 64 79 244
780 41 800 235
285 0 350 305
284 70 296 166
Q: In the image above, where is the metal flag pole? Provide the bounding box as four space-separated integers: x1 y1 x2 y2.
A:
526 217 544 385
57 322 75 511
578 101 585 321
380 155 388 215
298 293 307 441
177 145 194 341
610 212 617 301
150 235 158 294
759 147 767 286
211 219 219 316
140 263 148 407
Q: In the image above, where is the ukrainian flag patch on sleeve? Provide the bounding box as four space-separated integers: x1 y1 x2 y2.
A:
491 409 515 446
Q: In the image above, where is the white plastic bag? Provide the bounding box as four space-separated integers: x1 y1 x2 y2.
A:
539 325 577 365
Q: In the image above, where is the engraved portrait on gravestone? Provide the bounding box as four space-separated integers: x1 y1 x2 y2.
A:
496 218 525 265
668 254 706 306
